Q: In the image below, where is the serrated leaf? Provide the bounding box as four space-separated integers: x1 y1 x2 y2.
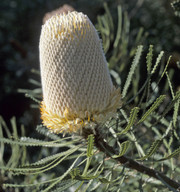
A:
0 147 81 175
173 90 180 100
87 134 94 157
122 45 143 98
151 51 164 75
166 72 175 98
137 139 162 160
160 56 172 79
36 125 61 140
3 177 60 188
20 149 80 168
138 95 166 124
173 98 180 128
0 137 79 148
118 107 139 135
146 45 153 73
113 141 130 158
158 146 180 161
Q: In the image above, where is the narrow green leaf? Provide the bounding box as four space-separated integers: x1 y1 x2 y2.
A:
137 139 162 160
110 70 121 85
151 51 164 74
173 92 180 128
138 95 166 124
0 122 4 166
3 177 60 188
166 72 175 98
25 93 41 103
87 134 94 157
0 137 79 148
0 116 11 138
20 150 80 168
75 181 84 192
113 141 130 158
31 68 40 75
28 78 41 86
118 107 139 135
7 117 20 168
0 147 81 175
173 90 180 101
146 45 153 73
122 45 143 98
113 5 122 48
158 146 180 161
83 146 92 176
36 125 61 140
160 56 172 79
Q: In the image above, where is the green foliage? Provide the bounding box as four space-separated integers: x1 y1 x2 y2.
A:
137 139 163 161
146 45 153 74
96 3 147 77
1 2 180 192
138 95 166 124
112 140 130 158
151 51 164 75
122 45 143 98
87 134 94 157
118 107 139 135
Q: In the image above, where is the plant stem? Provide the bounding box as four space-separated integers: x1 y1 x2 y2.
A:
82 157 91 176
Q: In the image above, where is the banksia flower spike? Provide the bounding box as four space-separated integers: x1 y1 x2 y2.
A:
39 11 121 134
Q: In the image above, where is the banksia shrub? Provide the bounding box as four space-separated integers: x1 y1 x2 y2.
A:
39 12 121 134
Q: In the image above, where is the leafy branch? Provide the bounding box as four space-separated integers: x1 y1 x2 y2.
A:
82 126 180 190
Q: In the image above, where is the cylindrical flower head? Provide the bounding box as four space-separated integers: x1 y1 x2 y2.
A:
39 11 121 134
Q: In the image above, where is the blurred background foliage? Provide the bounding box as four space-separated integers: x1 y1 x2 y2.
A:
0 0 180 191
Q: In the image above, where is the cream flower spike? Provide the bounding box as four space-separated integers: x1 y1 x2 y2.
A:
39 11 121 134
